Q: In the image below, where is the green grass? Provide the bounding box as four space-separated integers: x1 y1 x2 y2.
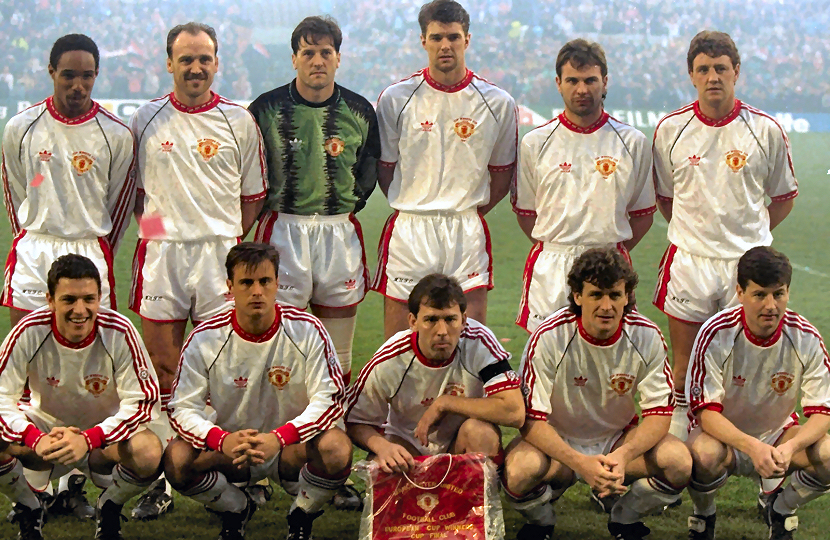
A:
0 132 828 538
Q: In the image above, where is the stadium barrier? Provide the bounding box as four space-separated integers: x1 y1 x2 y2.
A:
0 100 826 133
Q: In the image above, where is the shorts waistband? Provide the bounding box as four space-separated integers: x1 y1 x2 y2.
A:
23 231 100 245
268 211 353 223
396 208 479 218
541 242 616 254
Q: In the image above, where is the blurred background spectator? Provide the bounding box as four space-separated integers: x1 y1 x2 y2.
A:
0 0 826 113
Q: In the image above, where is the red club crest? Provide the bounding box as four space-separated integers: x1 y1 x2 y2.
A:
268 366 291 389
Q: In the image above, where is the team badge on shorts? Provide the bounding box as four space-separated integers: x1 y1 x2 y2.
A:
417 493 439 512
71 151 95 175
594 156 618 178
197 138 220 161
324 137 345 157
443 383 465 397
725 150 748 172
84 374 109 397
609 373 635 396
770 372 794 395
453 117 477 141
268 366 291 389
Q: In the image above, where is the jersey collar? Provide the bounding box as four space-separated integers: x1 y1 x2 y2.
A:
289 79 340 108
411 331 456 368
741 307 784 347
577 315 623 347
169 91 221 114
46 96 99 125
232 305 281 343
693 99 741 127
423 68 474 93
51 314 98 349
558 111 609 134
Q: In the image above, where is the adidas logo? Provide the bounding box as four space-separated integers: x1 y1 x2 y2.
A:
688 155 701 166
559 162 572 173
574 375 587 387
38 150 52 162
420 120 434 132
234 376 248 389
161 141 174 153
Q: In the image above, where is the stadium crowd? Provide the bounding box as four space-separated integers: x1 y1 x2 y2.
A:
0 0 828 112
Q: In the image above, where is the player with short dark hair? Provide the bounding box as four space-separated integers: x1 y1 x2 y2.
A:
652 30 797 440
249 15 379 389
348 273 524 474
686 246 830 540
1 33 135 325
128 21 268 519
372 0 518 338
164 242 351 540
0 254 162 540
514 38 654 333
504 248 689 540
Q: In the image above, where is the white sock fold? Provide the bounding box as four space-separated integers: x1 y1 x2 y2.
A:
99 465 156 507
290 464 347 515
688 471 728 517
774 470 830 515
611 477 683 524
318 316 356 383
180 471 247 513
0 458 40 510
503 483 558 526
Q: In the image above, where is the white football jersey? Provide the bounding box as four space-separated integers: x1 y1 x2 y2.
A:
377 68 517 212
1 97 136 252
0 306 159 449
168 306 347 451
653 100 797 259
347 319 518 455
521 308 674 446
513 112 655 244
130 92 267 241
687 306 830 440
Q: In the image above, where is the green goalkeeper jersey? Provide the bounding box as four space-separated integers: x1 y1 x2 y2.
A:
248 80 380 215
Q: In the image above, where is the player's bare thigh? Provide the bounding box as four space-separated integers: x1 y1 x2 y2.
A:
502 436 575 494
278 427 352 480
777 425 830 478
687 425 736 480
141 319 188 389
611 424 692 486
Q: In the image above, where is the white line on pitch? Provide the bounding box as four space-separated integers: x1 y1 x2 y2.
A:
651 221 829 278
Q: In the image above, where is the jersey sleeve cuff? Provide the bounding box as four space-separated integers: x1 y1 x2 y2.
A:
22 424 46 450
205 427 230 452
488 161 516 172
241 191 267 203
642 405 674 416
82 426 106 450
526 409 549 421
271 423 300 447
690 402 723 415
803 406 830 417
629 205 657 217
656 194 673 202
770 189 798 202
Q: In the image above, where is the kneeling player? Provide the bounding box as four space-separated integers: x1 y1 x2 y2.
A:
686 246 830 540
0 254 162 539
164 243 351 540
503 248 691 540
347 273 524 472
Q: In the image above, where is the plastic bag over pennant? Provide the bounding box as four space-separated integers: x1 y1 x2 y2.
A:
354 453 505 540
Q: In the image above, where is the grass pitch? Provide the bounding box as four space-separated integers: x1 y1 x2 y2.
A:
0 132 827 538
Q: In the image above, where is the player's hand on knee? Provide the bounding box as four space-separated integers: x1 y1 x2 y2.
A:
242 433 282 466
374 443 416 474
749 442 786 478
222 429 259 466
772 443 793 473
